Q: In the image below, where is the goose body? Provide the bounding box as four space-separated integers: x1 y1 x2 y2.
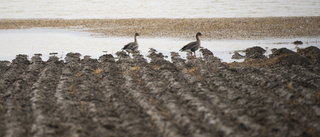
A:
180 32 202 57
122 33 140 54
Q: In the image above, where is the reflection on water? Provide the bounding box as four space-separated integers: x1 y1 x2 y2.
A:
0 0 319 19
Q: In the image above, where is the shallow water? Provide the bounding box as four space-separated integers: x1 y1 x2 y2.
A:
0 0 319 19
1 28 319 62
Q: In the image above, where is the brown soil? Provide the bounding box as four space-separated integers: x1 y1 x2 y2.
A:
1 17 320 39
0 46 320 137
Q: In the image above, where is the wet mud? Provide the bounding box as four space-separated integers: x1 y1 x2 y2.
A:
0 46 320 137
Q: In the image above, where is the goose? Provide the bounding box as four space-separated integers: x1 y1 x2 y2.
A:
180 32 202 57
122 33 140 54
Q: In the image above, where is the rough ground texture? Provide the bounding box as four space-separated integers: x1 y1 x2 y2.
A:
0 46 320 137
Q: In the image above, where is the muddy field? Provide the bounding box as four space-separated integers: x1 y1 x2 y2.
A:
1 17 320 39
0 46 320 137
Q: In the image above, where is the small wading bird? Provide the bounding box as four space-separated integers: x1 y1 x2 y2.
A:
122 33 140 54
180 32 202 57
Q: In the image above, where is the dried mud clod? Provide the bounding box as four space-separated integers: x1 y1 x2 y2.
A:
293 40 303 45
0 61 10 76
132 51 147 64
147 48 164 59
148 49 176 71
270 48 296 58
297 46 320 63
245 46 266 59
115 51 130 63
47 55 63 64
200 48 221 63
170 52 186 70
65 52 81 63
231 50 245 60
12 54 30 66
98 54 115 63
199 48 213 57
269 48 311 67
230 46 320 69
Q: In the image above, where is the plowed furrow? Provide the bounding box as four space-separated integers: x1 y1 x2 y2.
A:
99 60 158 137
224 66 320 136
120 57 183 137
140 66 210 136
68 59 122 137
3 56 44 137
173 56 268 136
54 57 84 137
146 53 234 136
183 58 267 136
191 53 320 136
1 47 320 137
1 56 30 137
169 57 243 136
189 57 278 136
30 59 63 137
165 72 237 136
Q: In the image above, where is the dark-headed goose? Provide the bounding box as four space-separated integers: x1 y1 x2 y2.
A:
122 33 140 54
180 32 202 57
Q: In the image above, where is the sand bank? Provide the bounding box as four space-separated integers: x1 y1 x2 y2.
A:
1 17 320 40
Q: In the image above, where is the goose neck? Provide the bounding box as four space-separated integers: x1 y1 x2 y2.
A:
196 35 200 41
134 35 137 43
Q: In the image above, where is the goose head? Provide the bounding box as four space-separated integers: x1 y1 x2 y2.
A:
196 32 202 36
135 33 140 36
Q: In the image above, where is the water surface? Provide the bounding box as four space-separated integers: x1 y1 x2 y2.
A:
1 0 319 19
1 29 318 62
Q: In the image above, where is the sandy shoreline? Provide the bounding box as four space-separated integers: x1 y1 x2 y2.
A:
1 17 320 40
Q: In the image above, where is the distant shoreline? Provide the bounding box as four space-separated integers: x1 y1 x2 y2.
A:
1 16 320 40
